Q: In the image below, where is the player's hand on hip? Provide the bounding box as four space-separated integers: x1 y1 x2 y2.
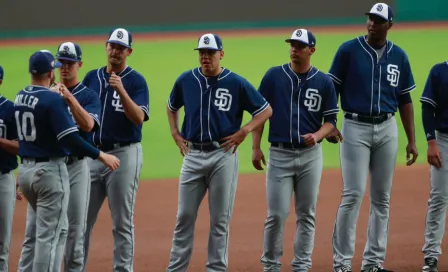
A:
109 72 125 93
172 132 189 156
220 128 249 154
302 133 318 146
98 151 120 171
406 141 418 166
325 127 343 144
427 140 442 168
252 148 266 170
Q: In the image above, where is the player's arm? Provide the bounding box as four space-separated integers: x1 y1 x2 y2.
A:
167 77 188 156
221 80 273 153
420 65 442 168
59 85 97 132
327 44 349 99
0 104 19 155
398 53 418 166
252 70 273 150
109 72 148 125
0 138 18 155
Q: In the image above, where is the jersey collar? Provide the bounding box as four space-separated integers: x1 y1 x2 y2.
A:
285 63 319 81
359 35 393 62
197 67 231 81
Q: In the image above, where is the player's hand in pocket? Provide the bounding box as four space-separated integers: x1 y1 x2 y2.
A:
252 148 266 170
172 132 189 156
98 152 120 171
326 127 343 144
427 140 442 168
220 128 249 154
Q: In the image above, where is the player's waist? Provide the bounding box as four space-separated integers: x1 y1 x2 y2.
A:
343 112 394 124
95 142 138 152
20 156 68 164
270 142 309 149
186 140 226 152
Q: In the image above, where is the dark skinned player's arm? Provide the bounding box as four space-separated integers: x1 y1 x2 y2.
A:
398 93 416 144
0 138 18 155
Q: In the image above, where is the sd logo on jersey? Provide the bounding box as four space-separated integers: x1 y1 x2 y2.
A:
112 91 125 112
304 88 322 112
214 88 232 111
0 119 6 138
387 64 400 87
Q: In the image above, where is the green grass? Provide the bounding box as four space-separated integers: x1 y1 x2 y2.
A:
1 27 447 180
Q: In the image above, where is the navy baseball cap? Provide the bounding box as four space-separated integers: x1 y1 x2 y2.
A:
29 51 62 74
285 29 316 47
194 33 223 51
107 28 132 48
366 3 394 22
0 65 3 80
56 42 82 62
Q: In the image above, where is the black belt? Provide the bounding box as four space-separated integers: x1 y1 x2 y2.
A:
271 142 308 149
67 156 84 165
96 142 135 152
20 157 51 163
344 112 394 124
187 141 223 152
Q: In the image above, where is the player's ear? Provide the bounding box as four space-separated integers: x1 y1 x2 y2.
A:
0 79 2 86
388 22 393 30
78 61 83 68
220 50 224 60
127 48 133 56
310 47 316 55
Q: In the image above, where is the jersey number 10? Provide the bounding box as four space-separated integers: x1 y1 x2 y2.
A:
15 111 36 141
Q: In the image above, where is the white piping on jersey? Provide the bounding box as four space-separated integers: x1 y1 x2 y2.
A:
72 86 86 96
99 92 108 145
252 102 269 117
22 86 51 93
57 127 79 140
328 73 342 85
378 66 381 113
191 70 204 142
420 97 437 108
357 37 376 115
0 97 7 107
93 68 103 146
281 65 294 144
323 108 340 116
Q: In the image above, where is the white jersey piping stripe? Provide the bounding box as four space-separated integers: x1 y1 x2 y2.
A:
307 68 319 80
57 127 79 140
323 109 340 116
191 69 203 142
167 99 178 112
281 65 294 144
328 73 342 84
72 86 86 96
357 37 375 115
197 68 213 141
420 97 437 108
140 105 149 116
252 102 269 117
0 98 7 107
400 84 416 94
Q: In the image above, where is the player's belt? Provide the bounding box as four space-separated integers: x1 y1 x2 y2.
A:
271 142 308 149
187 141 223 152
344 112 394 124
96 142 134 152
67 156 85 165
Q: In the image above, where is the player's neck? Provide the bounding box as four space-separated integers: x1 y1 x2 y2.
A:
31 79 51 88
202 67 222 77
366 36 387 49
106 63 127 74
61 78 79 89
290 62 311 74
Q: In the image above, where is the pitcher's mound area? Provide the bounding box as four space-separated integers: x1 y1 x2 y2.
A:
7 165 448 271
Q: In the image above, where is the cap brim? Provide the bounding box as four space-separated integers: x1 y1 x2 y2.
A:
285 39 313 47
107 40 131 48
194 47 221 51
365 12 389 21
56 56 80 62
54 61 62 68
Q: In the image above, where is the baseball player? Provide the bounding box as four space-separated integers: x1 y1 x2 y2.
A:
165 33 272 272
419 61 448 272
81 28 150 272
252 29 339 272
326 3 418 272
16 43 102 272
0 65 19 272
15 50 119 272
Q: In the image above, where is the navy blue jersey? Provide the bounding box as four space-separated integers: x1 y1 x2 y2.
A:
259 64 339 144
420 62 448 133
14 86 79 158
67 83 101 143
328 35 416 116
0 95 18 171
82 66 150 145
168 67 269 142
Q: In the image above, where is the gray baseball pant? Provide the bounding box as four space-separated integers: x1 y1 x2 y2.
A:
166 146 239 272
83 143 142 272
17 157 70 272
332 116 398 271
422 131 448 260
261 144 323 272
17 158 90 272
0 171 16 272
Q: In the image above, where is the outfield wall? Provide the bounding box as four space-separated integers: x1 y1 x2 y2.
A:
0 0 446 39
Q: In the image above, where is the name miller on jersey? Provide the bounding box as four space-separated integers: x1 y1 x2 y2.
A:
14 94 39 110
